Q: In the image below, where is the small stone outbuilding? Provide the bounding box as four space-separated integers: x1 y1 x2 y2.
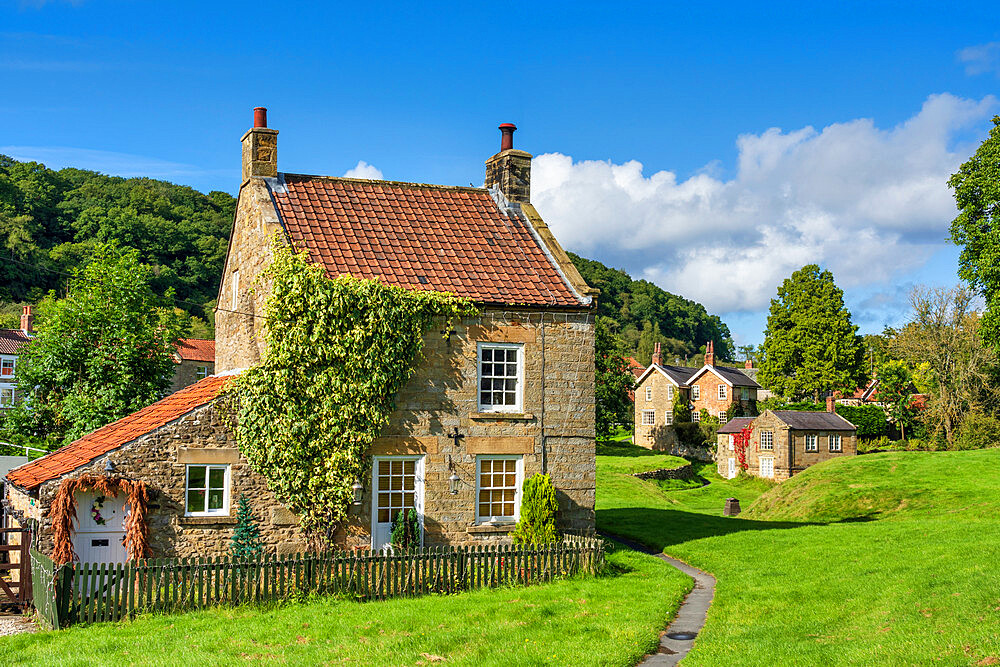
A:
716 405 857 481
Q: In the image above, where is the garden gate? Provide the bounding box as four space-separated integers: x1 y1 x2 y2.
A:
0 527 31 609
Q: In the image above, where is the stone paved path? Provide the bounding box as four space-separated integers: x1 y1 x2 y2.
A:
0 615 35 637
603 534 716 667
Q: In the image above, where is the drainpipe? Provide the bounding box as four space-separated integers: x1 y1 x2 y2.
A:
540 311 547 474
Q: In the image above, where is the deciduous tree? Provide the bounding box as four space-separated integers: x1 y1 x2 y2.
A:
759 265 864 400
595 317 634 440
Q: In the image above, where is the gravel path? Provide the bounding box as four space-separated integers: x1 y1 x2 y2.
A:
601 534 716 666
0 615 36 637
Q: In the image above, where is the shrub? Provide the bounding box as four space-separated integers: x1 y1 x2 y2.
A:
834 405 889 439
954 412 1000 450
672 400 692 423
230 494 264 560
390 509 420 549
511 474 559 545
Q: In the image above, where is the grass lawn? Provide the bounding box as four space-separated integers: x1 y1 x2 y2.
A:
2 546 691 666
597 442 1000 665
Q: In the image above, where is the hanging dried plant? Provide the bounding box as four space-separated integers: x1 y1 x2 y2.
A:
50 474 152 564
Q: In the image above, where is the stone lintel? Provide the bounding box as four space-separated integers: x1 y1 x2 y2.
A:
467 522 516 534
465 437 534 455
467 324 536 343
177 448 241 464
178 516 236 526
369 436 439 456
469 412 535 422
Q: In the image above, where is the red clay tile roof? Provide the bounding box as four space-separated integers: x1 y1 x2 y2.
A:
270 175 587 308
0 329 31 355
5 375 232 491
175 338 215 363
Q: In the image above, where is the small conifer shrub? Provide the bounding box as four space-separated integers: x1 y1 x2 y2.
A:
390 509 420 550
230 494 264 560
511 473 559 545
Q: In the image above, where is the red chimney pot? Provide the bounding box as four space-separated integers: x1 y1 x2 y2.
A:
499 123 517 151
254 107 268 129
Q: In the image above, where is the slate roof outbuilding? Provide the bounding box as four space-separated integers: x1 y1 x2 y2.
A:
717 417 754 434
4 375 232 492
773 410 856 431
269 175 587 308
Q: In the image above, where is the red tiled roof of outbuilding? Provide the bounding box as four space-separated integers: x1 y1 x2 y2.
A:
269 175 588 308
175 338 215 363
0 329 31 355
5 374 232 491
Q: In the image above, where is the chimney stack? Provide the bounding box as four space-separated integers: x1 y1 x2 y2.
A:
485 123 531 203
20 305 33 333
826 395 836 413
241 106 278 182
744 359 754 369
704 341 715 367
651 342 662 366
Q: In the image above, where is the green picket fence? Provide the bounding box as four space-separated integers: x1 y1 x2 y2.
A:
30 535 603 628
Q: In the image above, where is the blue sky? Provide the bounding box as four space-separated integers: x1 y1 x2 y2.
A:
2 1 999 347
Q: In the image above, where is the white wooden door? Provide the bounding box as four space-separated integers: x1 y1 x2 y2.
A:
72 491 128 564
371 456 424 551
727 458 736 479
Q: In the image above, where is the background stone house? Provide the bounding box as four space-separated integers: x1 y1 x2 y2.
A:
0 306 33 413
716 401 857 481
169 338 216 393
633 340 760 452
5 109 599 560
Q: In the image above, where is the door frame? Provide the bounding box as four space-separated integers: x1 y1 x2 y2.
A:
370 455 425 550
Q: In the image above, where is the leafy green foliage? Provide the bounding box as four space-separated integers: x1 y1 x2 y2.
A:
226 244 476 538
877 360 918 439
567 252 733 362
673 422 717 449
511 473 559 545
595 317 634 440
833 404 890 439
390 509 420 549
954 411 1000 450
759 264 865 400
949 116 1000 351
0 154 234 325
671 397 692 423
230 494 265 560
2 242 188 446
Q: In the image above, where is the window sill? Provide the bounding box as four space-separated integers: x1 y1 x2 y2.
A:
470 412 535 421
467 523 517 534
178 515 236 526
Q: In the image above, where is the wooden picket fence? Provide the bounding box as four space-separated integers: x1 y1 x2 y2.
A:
30 535 603 629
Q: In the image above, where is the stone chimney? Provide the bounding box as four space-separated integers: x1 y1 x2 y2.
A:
20 305 33 333
485 123 531 203
744 359 754 369
826 395 836 413
241 107 278 182
704 341 715 367
651 342 662 366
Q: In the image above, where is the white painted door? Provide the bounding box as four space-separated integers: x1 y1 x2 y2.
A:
371 456 424 551
72 491 128 564
727 458 736 479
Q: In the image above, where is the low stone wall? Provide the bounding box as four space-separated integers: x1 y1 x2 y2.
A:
632 463 695 481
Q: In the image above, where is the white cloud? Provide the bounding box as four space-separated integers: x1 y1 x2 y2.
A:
958 42 1000 76
343 160 383 180
531 93 997 316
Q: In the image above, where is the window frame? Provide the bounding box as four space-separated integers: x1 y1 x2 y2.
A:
0 387 14 407
475 455 523 524
760 457 775 479
645 386 653 402
641 410 656 426
692 411 701 423
195 365 209 380
728 434 735 451
829 434 842 452
691 386 700 401
718 384 727 400
231 270 239 310
760 431 774 451
477 342 524 413
665 411 673 426
0 357 15 378
741 387 749 401
805 434 819 452
184 464 231 517
718 410 727 421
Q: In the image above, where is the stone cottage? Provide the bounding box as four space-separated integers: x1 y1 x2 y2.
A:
716 399 857 481
0 306 34 413
633 341 760 453
4 109 598 560
169 338 216 393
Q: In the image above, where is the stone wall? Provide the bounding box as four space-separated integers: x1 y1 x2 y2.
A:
632 463 694 481
215 178 283 373
169 360 215 394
